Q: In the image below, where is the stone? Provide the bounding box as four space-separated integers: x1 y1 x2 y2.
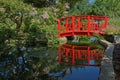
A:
114 35 120 43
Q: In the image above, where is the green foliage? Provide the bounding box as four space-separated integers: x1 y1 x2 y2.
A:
68 0 120 17
68 0 91 15
1 0 120 47
0 0 64 47
24 0 55 7
53 2 66 17
104 26 120 35
41 25 59 47
0 0 32 30
92 0 120 17
93 34 104 40
0 23 15 43
0 0 32 12
109 18 120 27
24 0 83 8
67 37 104 49
29 22 40 32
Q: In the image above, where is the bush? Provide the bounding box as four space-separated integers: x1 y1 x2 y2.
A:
109 18 120 27
0 23 15 43
104 25 120 35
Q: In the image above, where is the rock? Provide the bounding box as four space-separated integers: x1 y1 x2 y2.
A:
90 37 98 42
114 35 120 43
59 37 67 45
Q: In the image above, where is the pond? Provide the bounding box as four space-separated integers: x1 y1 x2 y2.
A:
0 43 104 80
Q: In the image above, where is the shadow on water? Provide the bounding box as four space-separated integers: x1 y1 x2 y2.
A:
113 44 120 80
0 44 104 80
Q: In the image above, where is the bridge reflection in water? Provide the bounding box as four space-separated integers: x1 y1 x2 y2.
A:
57 44 104 66
52 44 104 80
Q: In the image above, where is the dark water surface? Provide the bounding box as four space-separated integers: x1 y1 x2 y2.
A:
0 44 104 80
113 44 120 80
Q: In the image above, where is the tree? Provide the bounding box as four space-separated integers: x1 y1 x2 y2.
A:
92 0 120 17
0 0 32 30
68 0 92 15
68 0 120 17
24 0 57 7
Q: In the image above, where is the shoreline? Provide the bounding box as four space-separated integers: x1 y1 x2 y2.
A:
99 40 115 80
113 43 120 80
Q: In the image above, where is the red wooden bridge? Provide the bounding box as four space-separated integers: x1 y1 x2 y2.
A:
58 15 108 37
58 44 104 66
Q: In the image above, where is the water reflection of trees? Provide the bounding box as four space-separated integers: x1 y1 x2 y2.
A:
0 44 65 80
0 43 104 80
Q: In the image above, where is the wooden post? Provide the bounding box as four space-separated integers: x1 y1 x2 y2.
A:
78 50 80 59
72 46 75 65
72 16 75 35
87 16 90 36
66 48 69 57
105 17 108 28
77 17 81 31
65 19 68 32
91 17 94 31
87 46 90 65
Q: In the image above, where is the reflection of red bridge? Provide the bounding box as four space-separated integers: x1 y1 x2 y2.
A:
58 15 108 37
58 44 104 66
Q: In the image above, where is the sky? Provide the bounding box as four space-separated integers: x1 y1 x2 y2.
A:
89 0 95 4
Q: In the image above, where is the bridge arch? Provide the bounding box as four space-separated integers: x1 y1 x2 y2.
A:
58 44 104 66
58 15 108 37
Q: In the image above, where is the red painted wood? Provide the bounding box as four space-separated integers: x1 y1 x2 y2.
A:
58 15 108 37
58 44 104 66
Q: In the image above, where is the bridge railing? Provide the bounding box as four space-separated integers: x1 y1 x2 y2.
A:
58 15 108 37
58 44 104 65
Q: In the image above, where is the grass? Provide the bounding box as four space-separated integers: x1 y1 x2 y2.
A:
105 18 120 35
67 38 104 49
109 18 120 27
